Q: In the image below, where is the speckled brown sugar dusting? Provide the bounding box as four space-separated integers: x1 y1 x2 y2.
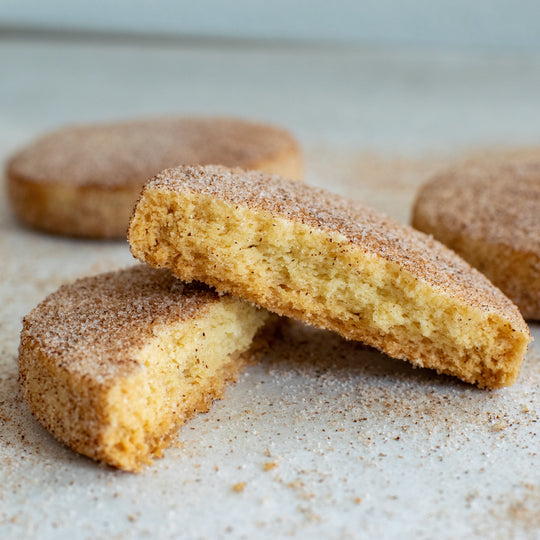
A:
412 158 540 319
129 165 531 389
18 265 271 471
6 117 303 238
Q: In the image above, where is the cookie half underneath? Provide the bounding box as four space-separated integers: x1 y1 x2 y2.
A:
18 265 270 471
129 165 530 389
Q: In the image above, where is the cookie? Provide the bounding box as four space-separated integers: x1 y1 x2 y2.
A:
128 165 530 389
412 160 540 319
7 117 302 238
18 265 271 471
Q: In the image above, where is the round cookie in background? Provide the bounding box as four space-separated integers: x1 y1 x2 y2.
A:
412 158 540 320
6 117 303 239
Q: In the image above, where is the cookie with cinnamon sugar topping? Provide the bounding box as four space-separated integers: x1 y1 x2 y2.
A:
7 117 302 238
412 159 540 319
18 265 271 471
129 165 530 389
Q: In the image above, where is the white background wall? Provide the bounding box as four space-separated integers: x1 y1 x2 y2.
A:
1 0 540 52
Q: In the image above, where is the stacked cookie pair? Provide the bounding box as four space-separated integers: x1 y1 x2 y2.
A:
12 119 532 472
14 118 302 471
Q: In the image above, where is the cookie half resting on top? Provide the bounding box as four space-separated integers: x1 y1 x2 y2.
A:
412 159 540 320
129 165 531 389
6 116 303 238
18 265 271 471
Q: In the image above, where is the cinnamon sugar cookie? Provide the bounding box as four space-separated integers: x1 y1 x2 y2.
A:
7 117 302 238
129 165 530 389
18 265 271 471
412 160 540 319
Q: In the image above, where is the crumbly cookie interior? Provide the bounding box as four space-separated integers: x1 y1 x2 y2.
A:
130 190 529 389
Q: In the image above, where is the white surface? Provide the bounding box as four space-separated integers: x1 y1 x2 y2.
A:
1 39 540 539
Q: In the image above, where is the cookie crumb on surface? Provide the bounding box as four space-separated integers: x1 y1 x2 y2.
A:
232 482 246 493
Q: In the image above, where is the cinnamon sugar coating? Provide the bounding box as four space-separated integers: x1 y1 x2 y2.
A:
412 159 540 319
129 165 530 388
20 265 217 382
7 117 302 238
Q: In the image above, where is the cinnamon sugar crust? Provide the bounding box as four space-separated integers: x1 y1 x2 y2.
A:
18 265 271 471
129 165 531 389
412 157 540 319
7 117 303 238
412 160 540 319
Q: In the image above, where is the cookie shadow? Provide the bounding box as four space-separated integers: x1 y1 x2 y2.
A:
262 318 473 391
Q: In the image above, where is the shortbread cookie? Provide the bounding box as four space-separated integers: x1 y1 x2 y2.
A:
412 160 540 319
7 117 302 238
129 165 530 389
18 265 270 471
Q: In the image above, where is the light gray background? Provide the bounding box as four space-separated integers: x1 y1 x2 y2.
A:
2 0 540 51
